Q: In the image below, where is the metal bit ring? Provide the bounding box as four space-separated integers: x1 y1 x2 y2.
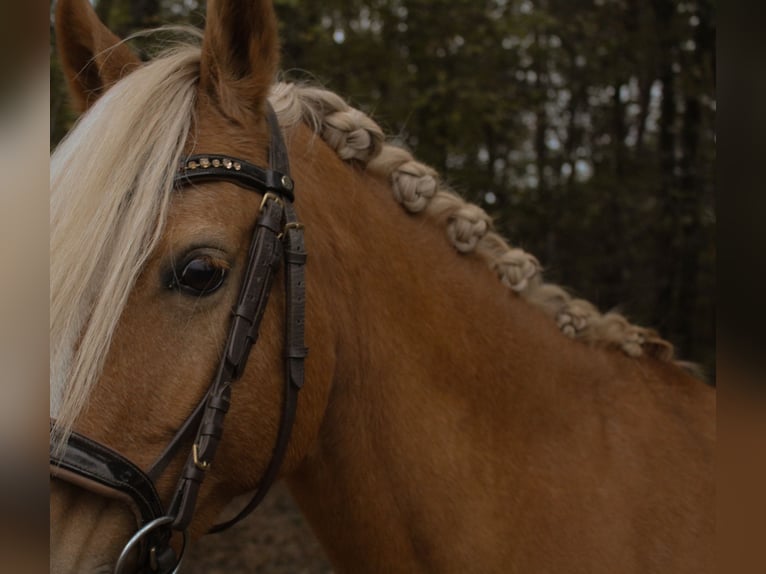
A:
114 516 187 574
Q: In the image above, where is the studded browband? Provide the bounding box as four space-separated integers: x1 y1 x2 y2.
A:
50 103 307 573
175 153 295 201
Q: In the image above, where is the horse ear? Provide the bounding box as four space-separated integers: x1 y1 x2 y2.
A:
199 0 280 123
55 0 140 112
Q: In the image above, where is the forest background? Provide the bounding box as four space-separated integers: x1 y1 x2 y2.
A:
50 0 716 374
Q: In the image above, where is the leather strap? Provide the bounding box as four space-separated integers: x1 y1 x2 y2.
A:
50 422 175 569
146 387 209 481
268 105 290 175
209 109 308 533
148 103 300 485
167 195 286 531
176 155 295 201
49 425 166 526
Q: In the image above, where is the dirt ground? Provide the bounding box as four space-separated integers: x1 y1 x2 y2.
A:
184 483 333 573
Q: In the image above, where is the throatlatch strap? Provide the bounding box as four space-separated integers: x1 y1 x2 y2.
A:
210 204 307 533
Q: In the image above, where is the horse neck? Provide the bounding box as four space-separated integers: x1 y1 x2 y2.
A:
286 129 626 572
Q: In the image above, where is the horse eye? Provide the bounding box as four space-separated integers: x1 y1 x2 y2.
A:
174 257 228 296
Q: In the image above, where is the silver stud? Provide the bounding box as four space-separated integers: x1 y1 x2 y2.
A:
187 160 199 169
223 159 233 169
281 175 294 191
200 157 211 168
233 162 242 171
212 158 221 167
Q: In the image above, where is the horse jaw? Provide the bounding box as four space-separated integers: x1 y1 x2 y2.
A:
50 479 137 574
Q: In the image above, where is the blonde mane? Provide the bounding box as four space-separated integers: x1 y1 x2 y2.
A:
50 45 202 446
268 82 678 363
51 41 681 447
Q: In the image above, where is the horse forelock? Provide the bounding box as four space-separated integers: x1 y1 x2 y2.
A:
50 45 203 449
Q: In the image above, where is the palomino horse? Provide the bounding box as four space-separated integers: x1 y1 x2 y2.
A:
50 0 715 572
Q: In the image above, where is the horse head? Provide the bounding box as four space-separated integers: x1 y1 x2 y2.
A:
50 0 340 570
50 1 714 572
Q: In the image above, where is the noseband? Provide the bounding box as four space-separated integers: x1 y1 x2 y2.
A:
50 104 307 573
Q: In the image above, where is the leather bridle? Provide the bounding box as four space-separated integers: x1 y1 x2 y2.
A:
50 103 307 573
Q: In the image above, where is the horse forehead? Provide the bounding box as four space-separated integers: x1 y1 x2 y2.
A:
161 182 262 245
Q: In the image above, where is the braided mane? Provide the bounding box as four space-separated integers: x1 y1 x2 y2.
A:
50 41 690 458
269 82 678 364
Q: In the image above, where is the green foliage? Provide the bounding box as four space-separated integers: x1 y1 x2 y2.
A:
50 0 715 373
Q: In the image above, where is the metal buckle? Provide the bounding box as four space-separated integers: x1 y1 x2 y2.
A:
259 191 284 211
192 443 210 471
114 516 187 574
278 222 304 241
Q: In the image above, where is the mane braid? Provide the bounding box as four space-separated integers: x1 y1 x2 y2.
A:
268 82 679 366
50 47 684 452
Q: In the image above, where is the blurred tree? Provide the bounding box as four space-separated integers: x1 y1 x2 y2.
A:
50 0 715 374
